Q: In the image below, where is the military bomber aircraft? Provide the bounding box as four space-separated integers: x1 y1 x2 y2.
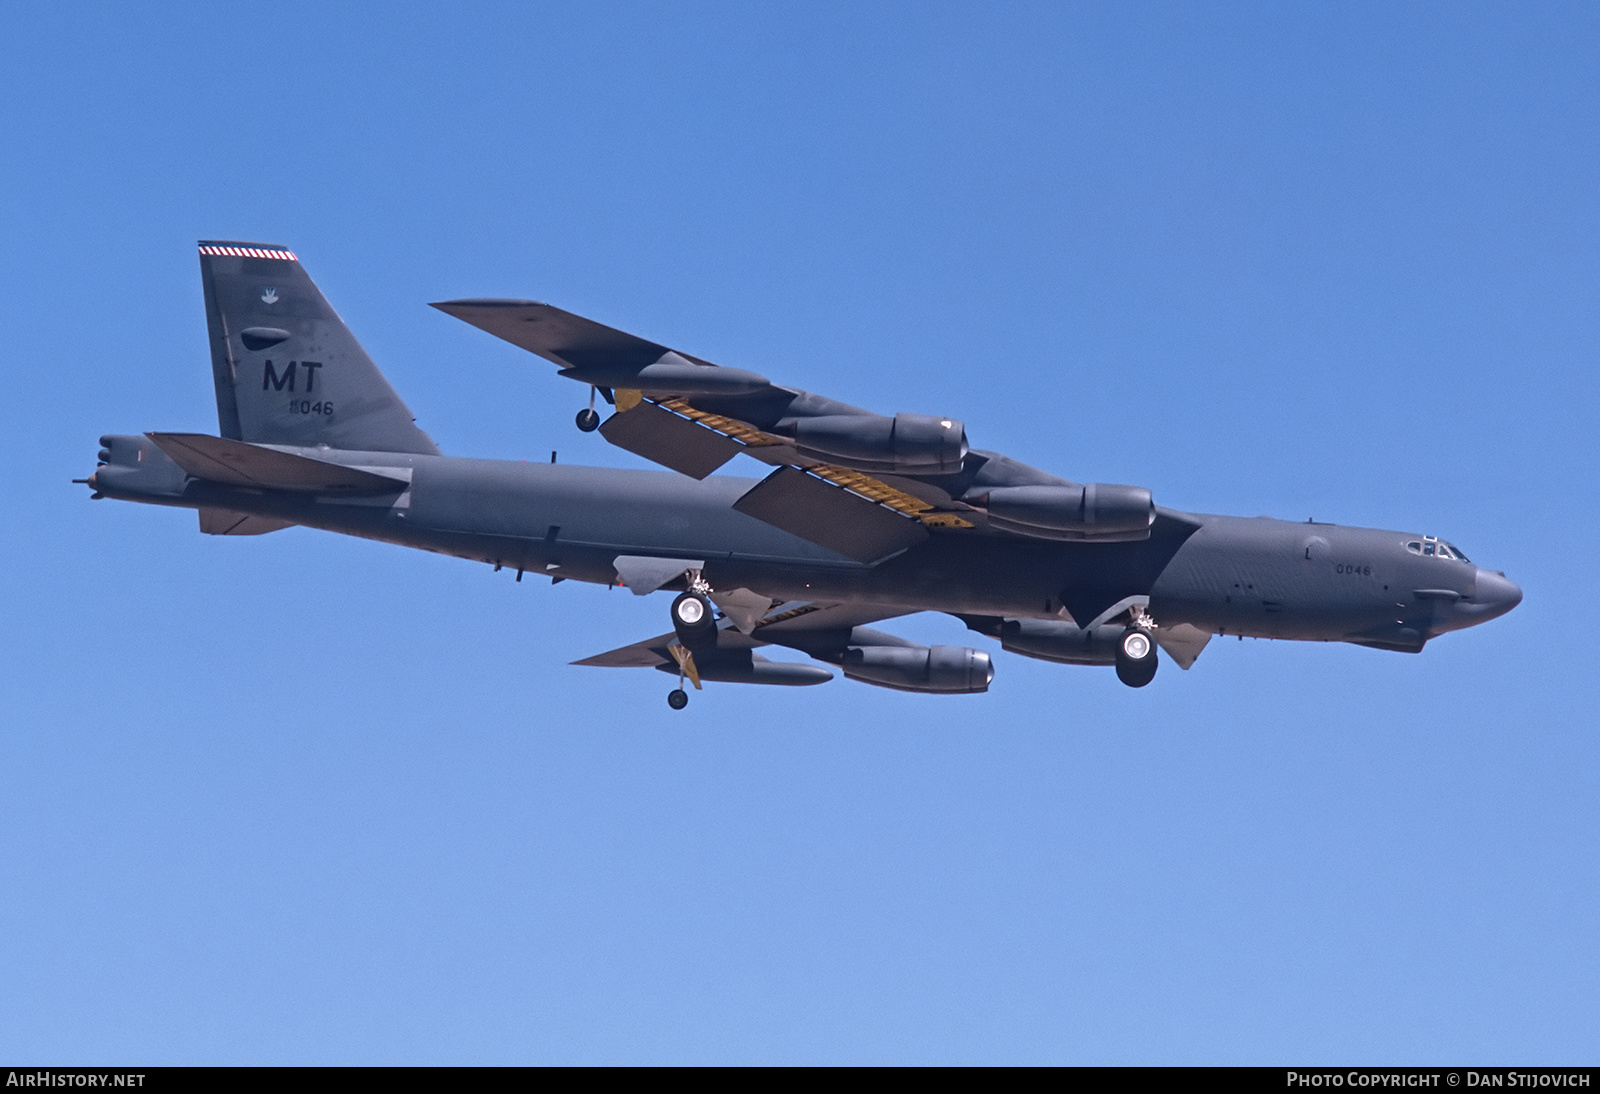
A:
82 243 1522 708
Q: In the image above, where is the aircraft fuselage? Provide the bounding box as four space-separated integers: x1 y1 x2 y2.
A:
90 434 1520 652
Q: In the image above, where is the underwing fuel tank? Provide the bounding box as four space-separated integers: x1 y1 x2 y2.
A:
841 645 994 693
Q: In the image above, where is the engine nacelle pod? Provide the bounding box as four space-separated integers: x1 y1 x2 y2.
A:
788 413 968 474
841 645 993 693
998 619 1123 666
977 483 1154 540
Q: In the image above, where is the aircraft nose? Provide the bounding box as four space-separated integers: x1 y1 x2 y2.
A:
1461 569 1523 624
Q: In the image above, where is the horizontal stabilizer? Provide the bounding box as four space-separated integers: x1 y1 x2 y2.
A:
147 433 410 493
733 466 928 563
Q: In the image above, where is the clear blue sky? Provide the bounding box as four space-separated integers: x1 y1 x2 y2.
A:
3 1 1596 1064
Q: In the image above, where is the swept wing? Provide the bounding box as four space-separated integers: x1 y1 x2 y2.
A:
432 300 988 562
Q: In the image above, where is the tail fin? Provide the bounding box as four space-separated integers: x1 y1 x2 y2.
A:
198 242 439 454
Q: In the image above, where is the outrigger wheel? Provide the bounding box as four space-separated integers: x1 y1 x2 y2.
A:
667 688 689 710
575 386 601 432
1115 627 1159 688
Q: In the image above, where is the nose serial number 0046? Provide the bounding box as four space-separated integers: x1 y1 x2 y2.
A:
1335 563 1371 576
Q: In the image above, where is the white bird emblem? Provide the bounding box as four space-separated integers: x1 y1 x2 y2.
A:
261 288 279 304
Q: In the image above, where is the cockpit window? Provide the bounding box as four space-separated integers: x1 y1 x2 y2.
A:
1406 537 1470 562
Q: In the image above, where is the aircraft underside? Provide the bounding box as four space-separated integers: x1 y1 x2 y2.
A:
82 243 1521 708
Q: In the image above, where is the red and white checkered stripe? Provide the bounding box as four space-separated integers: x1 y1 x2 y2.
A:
197 245 297 261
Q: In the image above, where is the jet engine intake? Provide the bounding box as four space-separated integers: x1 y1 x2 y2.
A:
787 413 968 474
976 484 1154 540
841 644 993 693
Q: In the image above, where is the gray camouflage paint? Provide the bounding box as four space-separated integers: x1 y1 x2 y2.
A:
83 244 1522 695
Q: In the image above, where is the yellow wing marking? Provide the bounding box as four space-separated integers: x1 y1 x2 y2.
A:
649 396 974 531
918 512 976 529
656 397 784 447
807 464 974 529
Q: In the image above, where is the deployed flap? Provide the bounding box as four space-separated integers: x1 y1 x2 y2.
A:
1154 623 1213 670
599 402 741 479
612 555 705 596
147 433 410 493
709 588 775 634
198 507 294 536
733 466 928 563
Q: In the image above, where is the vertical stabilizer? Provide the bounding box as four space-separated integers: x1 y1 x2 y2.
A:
198 242 439 454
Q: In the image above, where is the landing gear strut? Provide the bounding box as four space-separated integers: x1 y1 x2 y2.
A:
575 386 600 432
667 571 715 709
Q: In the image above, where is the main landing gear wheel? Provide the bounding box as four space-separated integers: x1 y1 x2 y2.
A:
1115 627 1159 688
671 591 716 646
667 688 689 710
